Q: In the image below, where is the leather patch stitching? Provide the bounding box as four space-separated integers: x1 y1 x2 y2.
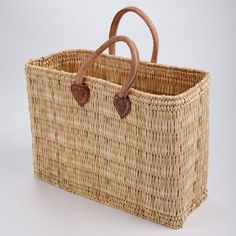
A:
71 83 90 106
114 94 131 119
77 87 88 103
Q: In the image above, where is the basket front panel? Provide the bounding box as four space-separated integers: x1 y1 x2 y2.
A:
26 65 209 228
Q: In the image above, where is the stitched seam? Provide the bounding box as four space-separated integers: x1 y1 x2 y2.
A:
78 87 88 103
122 99 130 115
115 97 130 116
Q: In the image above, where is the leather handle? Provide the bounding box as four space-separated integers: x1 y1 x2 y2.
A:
108 6 159 63
71 35 140 118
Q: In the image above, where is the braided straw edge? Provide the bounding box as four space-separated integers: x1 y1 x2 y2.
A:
25 49 210 107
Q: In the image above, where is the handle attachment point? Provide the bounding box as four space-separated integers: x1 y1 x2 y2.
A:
71 35 140 119
71 83 90 107
113 94 131 119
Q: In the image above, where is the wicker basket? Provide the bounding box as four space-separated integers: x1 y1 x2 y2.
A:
25 7 210 229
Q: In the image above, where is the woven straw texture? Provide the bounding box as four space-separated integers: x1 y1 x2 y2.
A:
25 50 210 229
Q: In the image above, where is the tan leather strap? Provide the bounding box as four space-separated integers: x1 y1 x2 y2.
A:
109 6 159 63
71 35 140 118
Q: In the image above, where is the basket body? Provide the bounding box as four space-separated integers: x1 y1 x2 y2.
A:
25 50 209 229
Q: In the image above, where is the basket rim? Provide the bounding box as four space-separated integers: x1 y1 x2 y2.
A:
25 49 210 108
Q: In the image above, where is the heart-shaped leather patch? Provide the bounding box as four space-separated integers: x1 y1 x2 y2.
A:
71 82 90 107
113 94 131 119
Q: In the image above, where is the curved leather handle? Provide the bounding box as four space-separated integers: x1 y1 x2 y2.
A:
71 35 140 118
109 6 159 63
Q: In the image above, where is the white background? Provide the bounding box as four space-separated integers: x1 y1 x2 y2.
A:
0 0 236 235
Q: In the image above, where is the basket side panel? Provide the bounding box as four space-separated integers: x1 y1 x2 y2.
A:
25 64 209 229
174 81 209 218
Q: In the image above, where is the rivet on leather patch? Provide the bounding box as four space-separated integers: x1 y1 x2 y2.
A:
113 94 131 119
71 83 90 107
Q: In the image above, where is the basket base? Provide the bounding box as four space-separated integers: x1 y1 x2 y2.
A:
34 169 208 229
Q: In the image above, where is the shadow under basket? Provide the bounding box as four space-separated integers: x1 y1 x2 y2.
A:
25 49 210 229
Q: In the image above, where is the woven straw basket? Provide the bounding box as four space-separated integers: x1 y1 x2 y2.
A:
25 7 210 229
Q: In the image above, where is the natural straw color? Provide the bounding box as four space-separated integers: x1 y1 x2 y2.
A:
25 49 210 229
